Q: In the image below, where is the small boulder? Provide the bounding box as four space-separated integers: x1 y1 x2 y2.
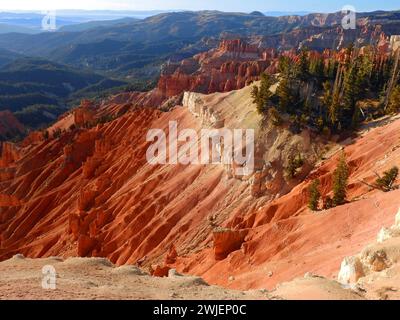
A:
338 256 365 284
377 227 393 243
12 253 25 260
152 265 171 277
168 269 183 278
361 248 390 272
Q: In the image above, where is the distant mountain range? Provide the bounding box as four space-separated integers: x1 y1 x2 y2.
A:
0 10 398 78
0 9 399 132
59 17 139 32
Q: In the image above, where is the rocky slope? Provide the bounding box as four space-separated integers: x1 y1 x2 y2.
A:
1 70 400 297
0 83 320 267
181 114 400 291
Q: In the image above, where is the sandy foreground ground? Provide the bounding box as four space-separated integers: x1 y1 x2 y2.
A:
0 255 373 300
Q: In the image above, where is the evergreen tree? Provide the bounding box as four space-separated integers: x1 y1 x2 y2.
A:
387 85 400 114
251 73 273 115
328 89 340 128
268 107 282 126
322 81 332 110
310 56 324 81
343 64 358 112
251 85 261 108
297 48 310 81
277 77 292 112
278 56 291 76
332 152 349 206
376 166 399 192
308 179 321 211
325 60 338 79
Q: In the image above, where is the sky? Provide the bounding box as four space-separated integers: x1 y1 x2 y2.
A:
0 0 399 13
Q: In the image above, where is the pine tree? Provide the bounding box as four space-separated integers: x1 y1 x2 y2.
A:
297 48 310 81
308 179 321 211
322 81 332 110
252 73 273 115
387 85 400 115
376 166 399 192
325 60 338 79
328 89 340 128
251 85 261 107
268 107 282 126
332 152 349 206
343 64 358 112
277 77 292 112
310 56 324 80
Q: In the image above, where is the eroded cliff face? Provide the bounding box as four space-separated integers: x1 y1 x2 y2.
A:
0 82 326 279
108 39 277 110
0 71 400 292
178 115 400 290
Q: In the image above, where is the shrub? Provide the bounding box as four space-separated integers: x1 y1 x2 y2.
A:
251 73 273 115
53 128 62 139
286 153 304 179
332 152 349 206
308 179 321 211
42 130 49 140
376 166 399 192
387 85 400 115
268 107 282 126
323 196 333 210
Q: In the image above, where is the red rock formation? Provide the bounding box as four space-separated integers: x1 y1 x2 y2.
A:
0 40 400 292
164 245 178 265
0 94 399 291
213 229 248 260
77 234 98 257
152 265 171 277
22 131 44 146
114 39 274 110
0 194 20 207
0 142 20 168
74 100 96 127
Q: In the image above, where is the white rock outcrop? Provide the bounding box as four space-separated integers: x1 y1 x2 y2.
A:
182 91 224 128
377 207 400 243
339 207 400 285
338 256 365 284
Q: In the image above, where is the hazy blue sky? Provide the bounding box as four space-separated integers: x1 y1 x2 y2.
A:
0 0 399 12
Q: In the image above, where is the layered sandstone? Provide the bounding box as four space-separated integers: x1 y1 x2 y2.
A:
110 39 276 110
0 78 400 294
